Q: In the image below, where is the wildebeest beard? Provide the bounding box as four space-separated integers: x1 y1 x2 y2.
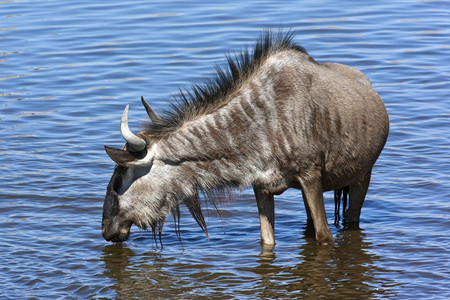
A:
149 186 234 248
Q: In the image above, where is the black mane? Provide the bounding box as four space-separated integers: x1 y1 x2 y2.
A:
144 30 308 137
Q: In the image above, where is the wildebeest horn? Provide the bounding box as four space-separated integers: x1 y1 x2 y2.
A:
141 96 161 122
120 104 146 152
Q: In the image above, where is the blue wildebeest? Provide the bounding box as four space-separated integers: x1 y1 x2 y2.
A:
102 32 389 246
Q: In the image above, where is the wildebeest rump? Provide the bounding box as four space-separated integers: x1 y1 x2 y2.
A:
102 31 389 246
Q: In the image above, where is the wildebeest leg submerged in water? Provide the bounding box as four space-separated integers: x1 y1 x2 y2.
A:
346 170 372 227
102 31 389 247
334 186 348 226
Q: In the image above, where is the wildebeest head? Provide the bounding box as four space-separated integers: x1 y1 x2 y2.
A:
102 98 169 243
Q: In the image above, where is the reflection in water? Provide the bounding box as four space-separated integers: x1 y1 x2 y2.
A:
102 244 214 298
102 244 137 298
102 227 398 298
252 226 398 298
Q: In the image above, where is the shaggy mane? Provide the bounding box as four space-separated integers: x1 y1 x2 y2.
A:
144 30 309 137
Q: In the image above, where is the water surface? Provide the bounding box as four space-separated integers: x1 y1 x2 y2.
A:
1 0 449 299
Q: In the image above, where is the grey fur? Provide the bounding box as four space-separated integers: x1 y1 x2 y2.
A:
102 31 389 246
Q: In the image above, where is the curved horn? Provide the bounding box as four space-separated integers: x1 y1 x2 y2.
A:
120 104 146 152
141 96 161 122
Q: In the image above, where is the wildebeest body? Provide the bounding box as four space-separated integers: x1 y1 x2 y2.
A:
102 32 389 246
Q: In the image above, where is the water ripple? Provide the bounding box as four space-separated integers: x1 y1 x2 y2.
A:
1 0 449 299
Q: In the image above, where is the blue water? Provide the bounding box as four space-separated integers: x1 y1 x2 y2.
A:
1 0 449 299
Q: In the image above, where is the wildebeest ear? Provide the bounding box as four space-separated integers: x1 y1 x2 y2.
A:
104 146 141 166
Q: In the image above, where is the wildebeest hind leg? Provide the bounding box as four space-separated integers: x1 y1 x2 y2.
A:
253 186 275 246
346 170 372 228
298 175 333 245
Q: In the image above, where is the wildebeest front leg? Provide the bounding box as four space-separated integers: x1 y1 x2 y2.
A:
346 170 372 227
301 190 313 222
298 175 334 245
253 186 275 245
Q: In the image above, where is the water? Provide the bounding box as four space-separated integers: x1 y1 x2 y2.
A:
1 0 449 298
